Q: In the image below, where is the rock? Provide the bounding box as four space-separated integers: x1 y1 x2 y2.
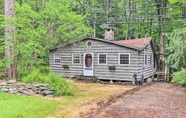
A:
1 88 9 92
17 83 26 86
9 88 16 92
33 84 40 87
33 87 39 92
110 80 114 84
38 84 48 87
9 91 16 94
0 81 54 96
17 87 25 91
39 87 48 90
0 82 7 86
43 90 53 95
7 80 16 84
21 90 34 96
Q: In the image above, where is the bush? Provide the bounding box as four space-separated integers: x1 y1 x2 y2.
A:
21 68 76 96
171 68 186 86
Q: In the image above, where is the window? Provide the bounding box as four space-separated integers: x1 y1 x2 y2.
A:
144 54 147 66
86 41 93 47
149 54 152 65
98 54 107 65
72 54 81 64
118 53 130 65
54 53 61 64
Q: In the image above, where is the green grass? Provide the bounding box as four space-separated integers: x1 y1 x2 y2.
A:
0 92 59 118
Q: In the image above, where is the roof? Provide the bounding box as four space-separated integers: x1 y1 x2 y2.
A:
114 37 151 49
49 37 152 51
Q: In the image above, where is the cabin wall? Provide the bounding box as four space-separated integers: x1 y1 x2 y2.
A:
138 43 155 79
49 38 151 81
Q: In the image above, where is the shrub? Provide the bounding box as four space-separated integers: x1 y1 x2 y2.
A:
21 68 76 96
171 68 186 86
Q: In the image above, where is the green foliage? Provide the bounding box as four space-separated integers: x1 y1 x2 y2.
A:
21 69 76 96
0 92 59 118
0 0 93 79
171 68 186 85
166 27 186 70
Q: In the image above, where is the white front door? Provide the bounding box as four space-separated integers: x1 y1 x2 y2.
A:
83 53 94 76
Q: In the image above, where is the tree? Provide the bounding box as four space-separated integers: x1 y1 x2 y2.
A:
13 0 92 78
166 27 186 70
4 0 16 79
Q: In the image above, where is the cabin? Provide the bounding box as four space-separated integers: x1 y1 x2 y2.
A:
49 29 156 82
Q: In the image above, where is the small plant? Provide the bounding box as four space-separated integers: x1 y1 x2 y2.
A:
108 64 116 71
171 68 186 86
62 63 69 70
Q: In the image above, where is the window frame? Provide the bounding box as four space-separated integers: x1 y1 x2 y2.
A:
98 53 107 65
144 54 148 67
53 53 61 64
86 40 93 48
118 53 130 66
72 53 81 64
149 54 153 66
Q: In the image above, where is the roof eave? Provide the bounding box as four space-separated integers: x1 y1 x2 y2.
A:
49 37 144 51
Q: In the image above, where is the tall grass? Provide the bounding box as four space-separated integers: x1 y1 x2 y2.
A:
21 68 76 96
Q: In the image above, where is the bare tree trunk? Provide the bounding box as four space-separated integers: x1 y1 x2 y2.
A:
155 0 167 71
105 0 109 26
4 0 16 79
125 0 132 40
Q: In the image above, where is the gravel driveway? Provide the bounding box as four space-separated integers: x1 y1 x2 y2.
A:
80 82 186 118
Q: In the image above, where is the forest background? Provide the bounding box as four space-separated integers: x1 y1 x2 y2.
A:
1 0 186 85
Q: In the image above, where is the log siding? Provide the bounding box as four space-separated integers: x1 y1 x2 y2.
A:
49 38 155 81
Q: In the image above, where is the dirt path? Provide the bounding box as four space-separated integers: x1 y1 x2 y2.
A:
79 82 186 118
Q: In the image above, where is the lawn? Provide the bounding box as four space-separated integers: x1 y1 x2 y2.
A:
0 92 59 118
46 81 135 118
0 80 135 118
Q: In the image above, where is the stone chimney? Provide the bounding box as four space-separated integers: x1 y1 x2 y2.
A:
104 28 114 41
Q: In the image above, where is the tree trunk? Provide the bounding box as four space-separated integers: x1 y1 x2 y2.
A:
4 0 16 79
125 0 132 40
155 0 167 71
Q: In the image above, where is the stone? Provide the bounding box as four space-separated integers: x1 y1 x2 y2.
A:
9 88 16 92
0 81 54 96
7 80 16 84
43 90 53 95
110 80 114 84
17 87 25 91
33 87 39 92
1 88 9 92
9 91 16 94
33 84 40 87
21 90 34 96
38 84 48 87
0 82 7 86
39 87 48 90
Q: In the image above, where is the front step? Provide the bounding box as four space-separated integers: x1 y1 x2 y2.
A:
74 75 98 83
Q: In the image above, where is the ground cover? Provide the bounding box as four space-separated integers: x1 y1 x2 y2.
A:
0 92 59 118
